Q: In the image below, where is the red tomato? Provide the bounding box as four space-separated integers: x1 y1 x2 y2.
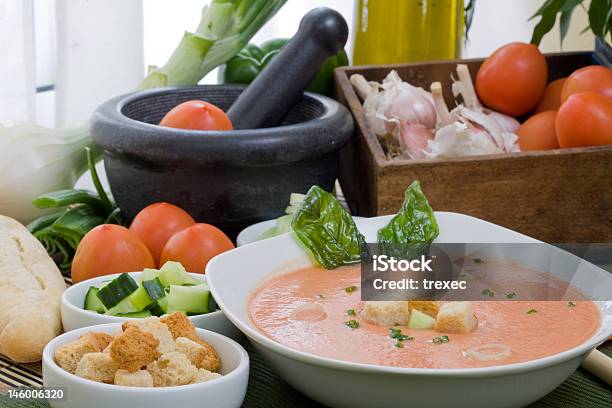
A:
555 92 612 148
517 110 559 151
476 42 548 116
72 225 155 283
534 78 566 113
159 100 233 131
561 65 612 103
159 224 235 273
129 203 195 266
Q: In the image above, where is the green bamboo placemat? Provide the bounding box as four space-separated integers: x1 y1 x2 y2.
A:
1 340 610 408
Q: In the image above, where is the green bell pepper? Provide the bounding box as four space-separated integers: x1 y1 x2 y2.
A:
222 38 349 97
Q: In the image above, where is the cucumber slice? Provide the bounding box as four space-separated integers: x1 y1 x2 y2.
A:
96 273 139 309
158 261 200 285
115 310 152 318
147 301 166 317
143 277 166 301
166 284 211 315
156 297 169 314
408 309 436 329
105 286 153 316
84 287 105 313
141 268 160 283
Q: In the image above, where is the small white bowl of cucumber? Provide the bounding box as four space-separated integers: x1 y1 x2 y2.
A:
61 262 242 340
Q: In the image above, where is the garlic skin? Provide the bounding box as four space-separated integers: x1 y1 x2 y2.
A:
425 122 503 159
399 123 434 159
362 71 436 131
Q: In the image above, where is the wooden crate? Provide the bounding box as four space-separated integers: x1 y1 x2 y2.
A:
334 52 612 243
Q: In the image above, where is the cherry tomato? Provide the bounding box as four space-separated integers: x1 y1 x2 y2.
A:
129 203 195 266
517 111 559 151
159 100 233 131
560 65 612 103
160 224 235 273
556 92 612 148
72 225 155 283
534 78 566 113
476 42 548 116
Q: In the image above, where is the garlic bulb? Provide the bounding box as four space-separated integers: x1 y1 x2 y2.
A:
425 121 503 159
399 123 433 159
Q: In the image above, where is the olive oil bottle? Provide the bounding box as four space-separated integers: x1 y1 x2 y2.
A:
352 0 465 65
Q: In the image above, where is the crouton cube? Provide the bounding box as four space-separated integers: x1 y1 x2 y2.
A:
160 312 196 341
110 326 160 372
175 337 221 372
123 317 175 354
54 331 113 374
408 301 440 318
191 368 222 384
75 352 119 383
434 302 478 333
146 351 197 387
360 301 409 326
114 369 154 387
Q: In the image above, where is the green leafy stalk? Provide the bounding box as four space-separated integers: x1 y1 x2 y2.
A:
139 0 287 90
377 181 439 259
530 0 611 46
86 146 113 213
292 186 365 269
33 190 106 213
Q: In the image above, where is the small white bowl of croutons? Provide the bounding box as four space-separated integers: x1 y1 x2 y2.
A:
42 313 249 408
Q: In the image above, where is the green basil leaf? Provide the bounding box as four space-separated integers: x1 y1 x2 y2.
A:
377 181 439 258
292 186 365 269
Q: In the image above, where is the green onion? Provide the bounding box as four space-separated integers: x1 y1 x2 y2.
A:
345 320 359 329
504 292 516 299
482 288 495 297
394 341 404 348
389 328 413 341
432 335 450 344
567 301 576 308
139 0 287 89
527 309 538 314
346 309 356 316
345 285 358 293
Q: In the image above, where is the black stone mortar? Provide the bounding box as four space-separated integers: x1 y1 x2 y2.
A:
90 85 354 239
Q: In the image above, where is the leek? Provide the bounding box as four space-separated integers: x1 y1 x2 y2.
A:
139 0 287 89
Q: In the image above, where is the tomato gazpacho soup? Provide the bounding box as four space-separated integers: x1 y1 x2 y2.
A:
249 264 601 369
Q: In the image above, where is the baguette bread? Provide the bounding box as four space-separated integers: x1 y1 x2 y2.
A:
0 215 66 362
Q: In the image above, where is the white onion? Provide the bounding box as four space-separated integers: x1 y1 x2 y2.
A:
290 303 327 322
465 344 512 361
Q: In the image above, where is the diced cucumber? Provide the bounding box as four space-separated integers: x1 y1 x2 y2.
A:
105 286 153 316
115 310 152 318
96 273 139 309
408 309 436 329
143 277 166 301
147 301 166 317
166 284 211 315
141 268 160 283
84 287 105 313
158 261 200 286
157 297 169 314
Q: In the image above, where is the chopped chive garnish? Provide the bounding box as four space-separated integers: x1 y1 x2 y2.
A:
394 341 404 348
482 288 495 297
432 335 450 344
567 301 576 307
317 294 325 299
473 258 482 264
504 292 516 299
346 308 356 316
388 327 413 341
345 285 358 293
345 320 359 329
527 309 538 314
